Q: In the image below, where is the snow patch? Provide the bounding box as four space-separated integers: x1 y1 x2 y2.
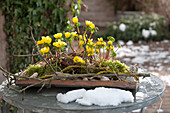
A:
132 57 149 64
57 87 134 106
126 40 133 46
160 75 170 86
136 92 147 100
56 89 86 103
162 40 169 43
118 40 125 45
119 23 126 32
157 109 164 112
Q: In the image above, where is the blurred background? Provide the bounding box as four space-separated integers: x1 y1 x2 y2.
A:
0 0 170 112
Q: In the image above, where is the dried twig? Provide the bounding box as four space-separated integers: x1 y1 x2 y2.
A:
28 26 58 76
13 54 38 57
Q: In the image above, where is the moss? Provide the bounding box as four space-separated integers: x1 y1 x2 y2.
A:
105 60 129 72
25 64 45 77
43 63 57 75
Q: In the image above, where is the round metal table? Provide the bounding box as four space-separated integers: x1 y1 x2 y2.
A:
0 75 165 113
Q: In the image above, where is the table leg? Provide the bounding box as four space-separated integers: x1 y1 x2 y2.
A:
2 100 8 113
140 107 146 113
18 108 24 113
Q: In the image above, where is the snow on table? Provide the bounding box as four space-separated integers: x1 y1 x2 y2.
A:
56 87 134 106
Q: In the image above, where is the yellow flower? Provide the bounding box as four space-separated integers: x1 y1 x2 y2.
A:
101 42 106 46
65 32 71 38
54 33 62 39
80 60 85 64
95 49 99 53
41 36 46 43
96 41 102 46
40 47 49 54
107 41 112 45
45 36 52 44
72 17 78 24
85 20 92 26
73 56 85 64
110 46 114 50
98 38 103 42
41 36 52 44
88 39 93 43
79 35 83 39
79 40 84 46
37 40 44 45
71 32 78 37
73 56 81 63
106 46 109 50
53 39 67 48
90 23 95 29
92 43 96 47
86 46 95 56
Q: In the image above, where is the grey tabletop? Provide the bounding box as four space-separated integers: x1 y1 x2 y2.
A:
0 75 165 113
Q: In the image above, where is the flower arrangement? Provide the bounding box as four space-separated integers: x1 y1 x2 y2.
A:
0 16 151 93
22 16 132 79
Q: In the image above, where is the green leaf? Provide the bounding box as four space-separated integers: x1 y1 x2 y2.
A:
107 36 115 42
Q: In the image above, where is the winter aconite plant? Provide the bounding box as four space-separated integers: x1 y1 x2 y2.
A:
22 17 130 78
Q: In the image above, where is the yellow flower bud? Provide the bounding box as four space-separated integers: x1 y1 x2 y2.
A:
41 36 46 43
106 46 109 50
92 43 96 47
40 47 49 54
80 60 85 64
72 17 78 24
79 40 84 45
65 32 71 38
96 41 102 46
53 39 67 48
95 49 99 53
98 38 103 42
107 41 112 45
85 20 92 26
79 35 83 39
86 46 95 56
44 36 52 44
71 32 78 37
73 56 81 63
54 33 62 39
102 42 106 46
110 46 114 50
90 23 95 29
88 39 93 43
37 40 44 45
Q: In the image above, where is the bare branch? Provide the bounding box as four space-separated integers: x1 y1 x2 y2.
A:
28 26 58 76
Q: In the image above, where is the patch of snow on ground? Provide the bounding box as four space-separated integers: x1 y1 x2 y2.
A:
157 109 164 112
164 59 170 63
132 57 149 64
148 67 155 71
132 109 142 112
57 87 134 106
118 40 125 45
126 40 133 46
162 40 169 43
160 75 170 86
141 45 149 51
